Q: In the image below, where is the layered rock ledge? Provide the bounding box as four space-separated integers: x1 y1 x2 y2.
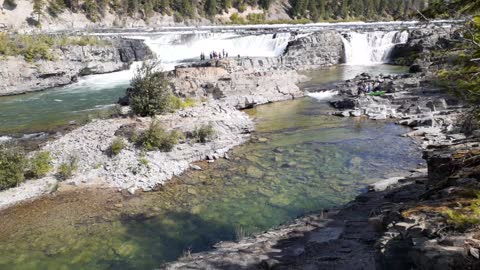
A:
0 37 151 96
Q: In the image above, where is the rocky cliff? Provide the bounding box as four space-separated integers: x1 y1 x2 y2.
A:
389 26 461 70
0 37 152 96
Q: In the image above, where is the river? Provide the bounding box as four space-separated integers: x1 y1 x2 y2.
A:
0 26 422 269
0 96 422 269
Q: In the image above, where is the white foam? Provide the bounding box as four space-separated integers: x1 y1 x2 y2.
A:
308 91 338 100
0 136 12 144
341 30 409 65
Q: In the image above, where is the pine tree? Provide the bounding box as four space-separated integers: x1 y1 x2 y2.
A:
259 0 272 10
144 0 154 18
308 0 319 21
159 0 170 14
33 0 44 22
83 0 99 21
205 0 217 16
340 0 348 18
319 0 325 19
365 0 375 18
222 0 232 11
128 0 139 16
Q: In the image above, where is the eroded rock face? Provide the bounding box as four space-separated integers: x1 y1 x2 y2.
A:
172 58 305 109
389 27 461 68
282 31 345 69
0 38 152 96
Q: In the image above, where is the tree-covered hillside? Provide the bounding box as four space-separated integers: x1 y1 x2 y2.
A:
4 0 437 24
289 0 431 21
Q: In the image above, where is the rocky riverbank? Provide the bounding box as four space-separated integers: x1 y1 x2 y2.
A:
0 52 312 210
0 37 151 96
163 67 480 269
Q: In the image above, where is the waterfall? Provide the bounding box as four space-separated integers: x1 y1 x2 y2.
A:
143 32 293 69
341 31 409 65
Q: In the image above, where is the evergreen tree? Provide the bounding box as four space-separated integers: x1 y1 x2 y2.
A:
83 0 99 21
319 0 325 19
308 0 319 21
259 0 272 10
128 0 139 16
291 0 307 18
340 0 348 18
33 0 44 22
365 0 375 18
351 0 364 17
144 0 154 18
222 0 232 11
205 0 217 16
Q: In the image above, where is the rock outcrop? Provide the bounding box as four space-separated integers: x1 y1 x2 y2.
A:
389 26 461 69
282 31 345 69
172 58 305 109
0 37 152 96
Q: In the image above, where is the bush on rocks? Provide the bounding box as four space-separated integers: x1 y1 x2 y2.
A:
141 121 183 152
192 124 215 143
110 137 125 156
129 60 173 117
127 60 193 116
57 156 78 180
28 151 53 178
0 146 27 190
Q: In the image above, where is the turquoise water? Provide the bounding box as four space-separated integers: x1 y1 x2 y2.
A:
0 71 131 134
0 98 422 269
0 64 407 135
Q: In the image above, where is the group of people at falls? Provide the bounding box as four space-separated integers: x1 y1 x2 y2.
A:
200 50 229 60
358 81 381 95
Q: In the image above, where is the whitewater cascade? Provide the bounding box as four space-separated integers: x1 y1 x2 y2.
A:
341 31 409 65
143 32 293 69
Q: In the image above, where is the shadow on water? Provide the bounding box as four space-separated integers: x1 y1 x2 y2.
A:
96 210 233 270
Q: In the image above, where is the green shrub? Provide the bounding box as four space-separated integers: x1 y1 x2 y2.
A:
192 124 215 143
230 12 245 24
110 137 126 156
246 13 266 24
237 3 247 13
130 60 174 117
29 151 53 178
0 33 107 61
169 96 196 110
141 121 183 152
0 146 26 190
173 12 184 23
57 156 78 180
47 0 65 17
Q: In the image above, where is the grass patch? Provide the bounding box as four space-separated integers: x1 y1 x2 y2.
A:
0 146 27 190
57 156 78 180
141 121 184 152
28 151 53 178
110 137 126 156
191 124 215 143
367 91 386 96
443 193 480 230
0 33 109 62
170 96 196 110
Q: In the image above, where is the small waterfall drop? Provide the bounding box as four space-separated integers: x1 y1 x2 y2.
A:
341 31 408 65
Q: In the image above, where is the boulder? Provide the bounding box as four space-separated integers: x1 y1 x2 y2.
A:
330 98 356 110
